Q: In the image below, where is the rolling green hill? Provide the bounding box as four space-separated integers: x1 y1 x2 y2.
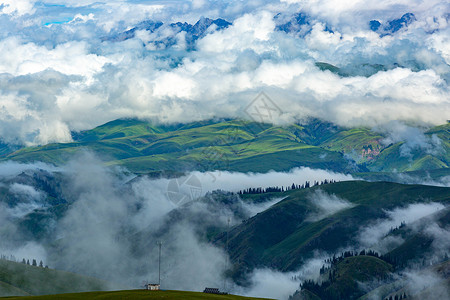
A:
227 181 449 299
2 119 449 174
3 289 272 300
367 123 450 172
0 259 111 297
293 255 394 300
358 260 450 300
212 181 450 282
3 119 352 174
294 254 450 300
324 256 393 298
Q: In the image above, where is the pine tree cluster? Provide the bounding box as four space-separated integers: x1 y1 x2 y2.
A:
0 254 48 268
237 179 338 195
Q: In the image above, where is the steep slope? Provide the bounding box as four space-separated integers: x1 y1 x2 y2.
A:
358 260 450 300
212 181 450 281
294 256 394 300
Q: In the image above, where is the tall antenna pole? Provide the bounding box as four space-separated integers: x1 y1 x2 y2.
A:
224 217 230 292
159 242 162 286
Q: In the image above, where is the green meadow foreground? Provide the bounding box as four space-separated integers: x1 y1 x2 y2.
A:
0 259 270 299
2 290 271 300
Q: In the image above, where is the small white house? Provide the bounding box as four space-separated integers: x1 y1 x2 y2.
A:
146 283 160 291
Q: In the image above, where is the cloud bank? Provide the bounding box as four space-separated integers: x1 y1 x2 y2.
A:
306 189 355 221
0 0 447 145
358 202 446 252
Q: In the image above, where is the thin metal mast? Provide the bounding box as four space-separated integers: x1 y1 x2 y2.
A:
157 241 162 286
225 217 230 291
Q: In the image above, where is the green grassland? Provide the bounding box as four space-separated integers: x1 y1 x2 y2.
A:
367 123 450 172
320 128 383 155
0 260 111 297
326 256 393 295
2 119 349 173
2 290 271 300
3 119 449 174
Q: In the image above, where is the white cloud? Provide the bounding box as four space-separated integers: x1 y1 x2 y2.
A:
358 203 445 250
198 11 276 53
0 161 59 178
187 167 354 196
0 1 447 146
0 0 36 16
242 268 299 300
239 256 328 300
0 242 47 263
427 27 450 65
9 183 43 200
376 121 443 157
306 189 355 221
404 269 450 299
0 37 109 80
306 23 342 51
281 0 449 28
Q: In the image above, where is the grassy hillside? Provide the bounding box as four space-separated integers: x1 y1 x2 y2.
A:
382 207 450 268
4 119 352 174
294 256 394 300
3 119 449 174
325 256 393 297
367 123 450 172
213 181 450 282
358 260 450 300
320 128 383 161
0 260 111 297
290 214 450 300
3 289 272 300
0 281 30 297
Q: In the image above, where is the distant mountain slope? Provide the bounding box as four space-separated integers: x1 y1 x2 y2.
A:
368 123 449 172
370 13 416 35
106 17 232 49
2 119 352 173
3 119 449 175
0 259 111 297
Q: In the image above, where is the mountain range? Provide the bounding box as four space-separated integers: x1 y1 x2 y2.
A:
0 118 449 298
106 17 232 49
104 12 419 50
2 118 448 178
